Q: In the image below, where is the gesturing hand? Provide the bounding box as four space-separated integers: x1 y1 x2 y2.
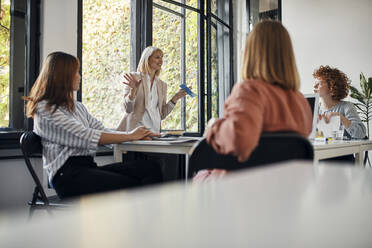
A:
319 112 351 128
123 73 142 99
171 86 192 103
319 112 340 123
123 73 141 89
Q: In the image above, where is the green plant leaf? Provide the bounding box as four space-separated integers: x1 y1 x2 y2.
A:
350 93 366 104
360 72 368 96
350 86 365 98
368 77 372 97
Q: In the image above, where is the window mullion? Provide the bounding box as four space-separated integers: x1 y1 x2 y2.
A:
25 0 41 131
229 0 234 91
181 2 186 130
143 0 153 49
206 0 212 122
77 0 82 101
198 0 205 135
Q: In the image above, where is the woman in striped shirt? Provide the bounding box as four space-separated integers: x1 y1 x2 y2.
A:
24 51 163 199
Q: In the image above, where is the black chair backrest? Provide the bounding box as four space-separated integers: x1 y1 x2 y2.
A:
20 131 49 204
189 132 314 177
20 131 42 156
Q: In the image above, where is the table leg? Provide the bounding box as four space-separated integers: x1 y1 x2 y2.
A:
313 154 319 166
114 145 123 163
355 152 364 167
185 154 189 184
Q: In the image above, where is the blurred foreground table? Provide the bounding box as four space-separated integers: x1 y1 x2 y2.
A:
1 161 372 247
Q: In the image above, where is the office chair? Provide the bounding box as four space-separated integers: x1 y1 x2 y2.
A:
20 131 70 218
188 132 314 177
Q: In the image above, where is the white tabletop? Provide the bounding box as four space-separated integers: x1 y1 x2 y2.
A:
1 161 372 247
313 139 372 149
312 139 372 165
113 137 202 164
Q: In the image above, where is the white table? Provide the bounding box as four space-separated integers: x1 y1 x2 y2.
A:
113 137 202 180
114 138 372 177
1 161 372 247
313 139 372 166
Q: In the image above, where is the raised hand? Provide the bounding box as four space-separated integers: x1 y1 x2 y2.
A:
123 73 142 89
123 73 142 99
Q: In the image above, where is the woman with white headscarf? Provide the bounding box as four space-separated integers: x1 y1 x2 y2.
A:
117 46 188 132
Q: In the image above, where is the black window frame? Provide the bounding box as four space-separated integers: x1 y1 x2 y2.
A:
77 0 233 137
0 0 40 150
246 0 282 33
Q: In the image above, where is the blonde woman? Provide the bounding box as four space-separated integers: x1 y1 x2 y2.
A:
24 52 162 199
205 20 313 164
117 46 189 132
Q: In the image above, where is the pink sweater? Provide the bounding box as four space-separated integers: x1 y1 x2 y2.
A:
206 79 313 162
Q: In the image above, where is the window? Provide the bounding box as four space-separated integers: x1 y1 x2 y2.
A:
81 0 131 128
0 0 39 131
152 0 233 135
80 0 233 135
207 0 233 120
0 0 39 149
247 0 281 31
152 0 199 132
0 0 11 127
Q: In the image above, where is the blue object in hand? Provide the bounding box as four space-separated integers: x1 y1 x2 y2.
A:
179 84 197 97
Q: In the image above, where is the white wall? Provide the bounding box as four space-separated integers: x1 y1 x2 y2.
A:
40 0 77 62
282 0 372 94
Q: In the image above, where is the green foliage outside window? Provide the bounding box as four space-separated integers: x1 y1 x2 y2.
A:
82 0 131 128
0 0 10 127
83 0 219 131
153 1 199 131
153 0 219 131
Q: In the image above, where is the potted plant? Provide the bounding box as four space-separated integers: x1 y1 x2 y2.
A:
350 72 372 138
350 73 372 166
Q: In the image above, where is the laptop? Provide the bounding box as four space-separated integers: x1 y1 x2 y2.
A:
304 93 320 139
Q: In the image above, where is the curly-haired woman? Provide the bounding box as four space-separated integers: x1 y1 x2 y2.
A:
313 65 366 139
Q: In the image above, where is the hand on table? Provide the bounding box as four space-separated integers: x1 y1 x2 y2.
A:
129 126 159 141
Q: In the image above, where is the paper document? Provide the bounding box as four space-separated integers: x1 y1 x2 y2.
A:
316 115 341 138
179 84 197 97
167 137 201 144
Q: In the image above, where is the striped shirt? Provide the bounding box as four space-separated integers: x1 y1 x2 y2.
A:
33 100 112 184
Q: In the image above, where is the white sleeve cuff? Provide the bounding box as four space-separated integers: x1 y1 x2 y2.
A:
89 129 103 151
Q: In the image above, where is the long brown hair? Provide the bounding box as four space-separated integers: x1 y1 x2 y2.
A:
241 20 300 91
24 52 80 117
